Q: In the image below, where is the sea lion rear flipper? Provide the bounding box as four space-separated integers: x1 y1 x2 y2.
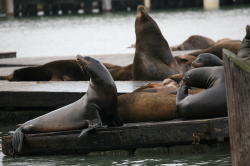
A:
12 128 24 153
78 108 102 138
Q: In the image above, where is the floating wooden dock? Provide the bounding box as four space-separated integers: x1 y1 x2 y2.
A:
0 50 196 67
0 81 159 108
2 117 229 156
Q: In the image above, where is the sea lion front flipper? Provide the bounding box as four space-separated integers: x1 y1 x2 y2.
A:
176 82 189 105
12 128 24 153
78 107 102 138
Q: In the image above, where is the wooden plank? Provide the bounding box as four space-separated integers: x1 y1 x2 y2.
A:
0 81 159 108
0 50 197 67
0 52 16 59
2 117 229 156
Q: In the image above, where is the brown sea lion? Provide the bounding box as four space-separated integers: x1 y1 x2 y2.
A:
133 5 179 80
118 91 177 123
109 64 133 81
174 55 197 72
133 78 179 93
12 56 122 154
176 66 227 119
188 39 241 58
171 35 215 51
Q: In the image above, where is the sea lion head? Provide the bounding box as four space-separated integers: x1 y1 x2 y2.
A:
136 5 148 20
245 25 250 39
192 53 223 68
77 55 114 85
182 68 207 88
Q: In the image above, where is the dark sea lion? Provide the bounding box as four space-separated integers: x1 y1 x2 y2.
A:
12 56 122 153
176 66 227 119
171 35 215 51
0 60 122 81
133 5 179 80
0 60 88 81
237 25 250 59
192 53 224 68
109 64 133 80
188 39 241 59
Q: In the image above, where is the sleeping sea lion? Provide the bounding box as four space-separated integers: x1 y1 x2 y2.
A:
171 35 215 51
176 66 227 119
133 5 179 80
11 56 122 154
192 53 224 67
0 60 122 81
188 39 241 59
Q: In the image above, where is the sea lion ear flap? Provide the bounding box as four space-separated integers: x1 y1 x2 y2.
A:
245 25 250 38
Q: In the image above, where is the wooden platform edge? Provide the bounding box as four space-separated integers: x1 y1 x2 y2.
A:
2 117 229 156
0 52 16 59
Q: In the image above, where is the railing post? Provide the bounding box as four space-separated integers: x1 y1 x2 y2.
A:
223 49 250 166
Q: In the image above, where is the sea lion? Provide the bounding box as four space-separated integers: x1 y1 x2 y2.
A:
174 55 197 72
12 56 122 153
171 35 215 51
188 39 241 59
133 78 179 93
237 25 250 59
176 66 227 119
109 64 133 81
0 60 122 81
133 5 179 80
118 91 177 123
192 53 224 68
0 60 88 81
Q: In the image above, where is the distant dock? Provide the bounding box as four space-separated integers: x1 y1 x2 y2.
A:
0 0 250 17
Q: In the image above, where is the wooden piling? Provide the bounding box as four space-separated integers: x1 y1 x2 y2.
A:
4 0 14 16
203 0 220 10
223 49 250 166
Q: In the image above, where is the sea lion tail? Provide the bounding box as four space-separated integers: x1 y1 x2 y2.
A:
12 127 24 153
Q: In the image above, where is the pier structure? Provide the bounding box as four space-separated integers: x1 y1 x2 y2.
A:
0 0 250 17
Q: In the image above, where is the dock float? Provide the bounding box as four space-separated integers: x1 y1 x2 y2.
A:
0 81 159 108
2 117 229 156
0 50 197 67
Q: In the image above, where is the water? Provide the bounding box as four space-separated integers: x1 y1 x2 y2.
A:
0 6 250 58
0 6 246 165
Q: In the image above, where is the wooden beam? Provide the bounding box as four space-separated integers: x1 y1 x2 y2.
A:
223 49 250 166
0 50 197 67
2 117 229 156
0 81 159 108
0 52 16 59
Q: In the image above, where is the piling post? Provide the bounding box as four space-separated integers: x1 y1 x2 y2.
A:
4 0 14 16
144 0 151 10
203 0 219 10
223 49 250 166
102 0 112 12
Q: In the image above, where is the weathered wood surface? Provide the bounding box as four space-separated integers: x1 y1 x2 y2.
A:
0 81 159 108
0 50 197 67
0 52 16 59
2 117 229 156
223 50 250 166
